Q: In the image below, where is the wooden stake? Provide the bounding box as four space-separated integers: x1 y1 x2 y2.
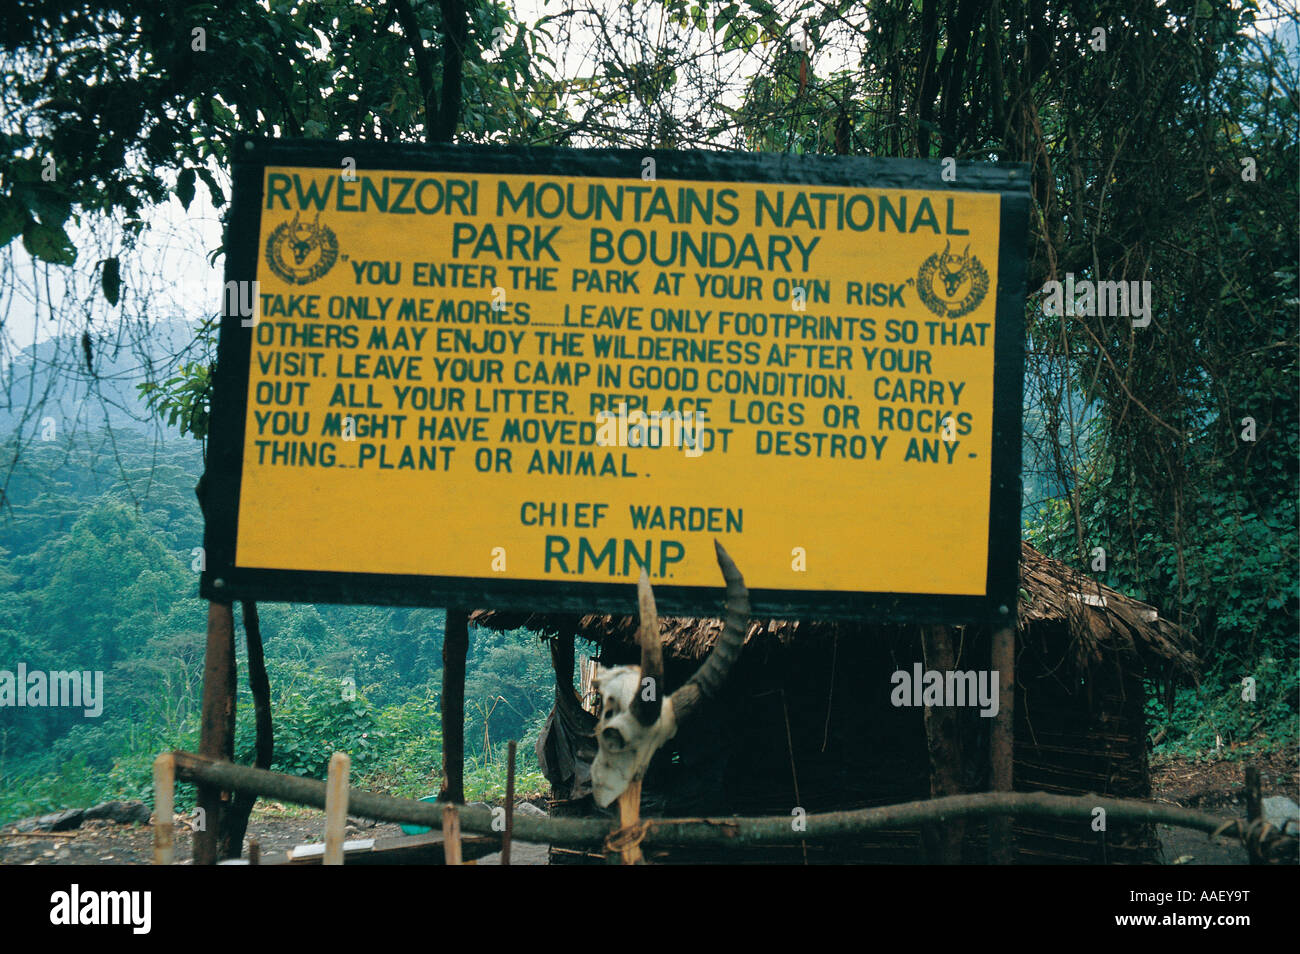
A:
195 600 236 865
501 740 517 866
442 803 462 865
988 622 1016 864
920 625 965 863
1244 765 1264 865
439 607 470 804
616 779 644 865
247 838 260 866
152 752 175 866
323 752 351 866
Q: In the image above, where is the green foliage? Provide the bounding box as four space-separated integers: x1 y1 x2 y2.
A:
137 359 212 441
0 754 105 822
1029 471 1298 664
1 0 568 286
263 674 375 779
1147 656 1300 760
464 754 547 804
105 722 202 812
360 690 444 798
0 428 558 823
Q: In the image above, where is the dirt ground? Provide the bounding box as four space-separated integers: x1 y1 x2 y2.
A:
2 750 1295 865
1149 748 1298 865
0 804 551 866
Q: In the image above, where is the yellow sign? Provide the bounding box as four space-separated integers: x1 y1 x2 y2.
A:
232 163 1003 598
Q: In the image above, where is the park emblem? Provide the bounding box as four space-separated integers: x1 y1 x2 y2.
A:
916 241 990 318
264 211 339 285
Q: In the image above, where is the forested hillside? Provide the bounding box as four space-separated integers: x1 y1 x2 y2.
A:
0 428 552 821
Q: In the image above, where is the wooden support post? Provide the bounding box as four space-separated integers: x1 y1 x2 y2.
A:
442 804 462 865
222 600 274 858
439 607 470 804
615 780 645 865
554 633 575 693
195 600 236 865
323 752 351 866
501 739 517 866
988 621 1016 864
247 838 260 866
152 752 175 866
920 625 965 863
1244 765 1264 865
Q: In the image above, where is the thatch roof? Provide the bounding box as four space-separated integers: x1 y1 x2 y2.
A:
1016 543 1195 677
469 542 1196 679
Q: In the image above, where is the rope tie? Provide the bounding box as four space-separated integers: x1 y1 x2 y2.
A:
604 820 651 855
1210 819 1239 840
1209 817 1297 863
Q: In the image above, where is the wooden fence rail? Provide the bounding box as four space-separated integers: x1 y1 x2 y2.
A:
168 750 1259 856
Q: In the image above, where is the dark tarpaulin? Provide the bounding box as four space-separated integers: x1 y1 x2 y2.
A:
536 637 597 803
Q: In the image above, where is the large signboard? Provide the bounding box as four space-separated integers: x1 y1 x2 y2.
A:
202 139 1028 621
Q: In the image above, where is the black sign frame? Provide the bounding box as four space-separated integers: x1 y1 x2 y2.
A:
201 137 1028 623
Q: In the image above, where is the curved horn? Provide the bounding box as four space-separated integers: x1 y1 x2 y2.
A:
670 540 750 723
629 568 663 726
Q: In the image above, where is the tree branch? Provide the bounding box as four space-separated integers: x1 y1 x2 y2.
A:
390 0 440 139
175 751 1262 852
435 0 468 142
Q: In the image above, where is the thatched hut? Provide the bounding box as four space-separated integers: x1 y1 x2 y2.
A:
471 542 1196 864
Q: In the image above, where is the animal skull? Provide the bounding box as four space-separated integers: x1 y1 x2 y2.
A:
590 665 677 808
589 540 750 808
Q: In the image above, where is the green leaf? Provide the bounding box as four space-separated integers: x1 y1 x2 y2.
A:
22 221 76 265
176 168 196 211
0 199 26 246
13 182 71 228
101 256 121 306
196 167 226 208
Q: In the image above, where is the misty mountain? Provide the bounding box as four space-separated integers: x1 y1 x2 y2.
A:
0 319 206 441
